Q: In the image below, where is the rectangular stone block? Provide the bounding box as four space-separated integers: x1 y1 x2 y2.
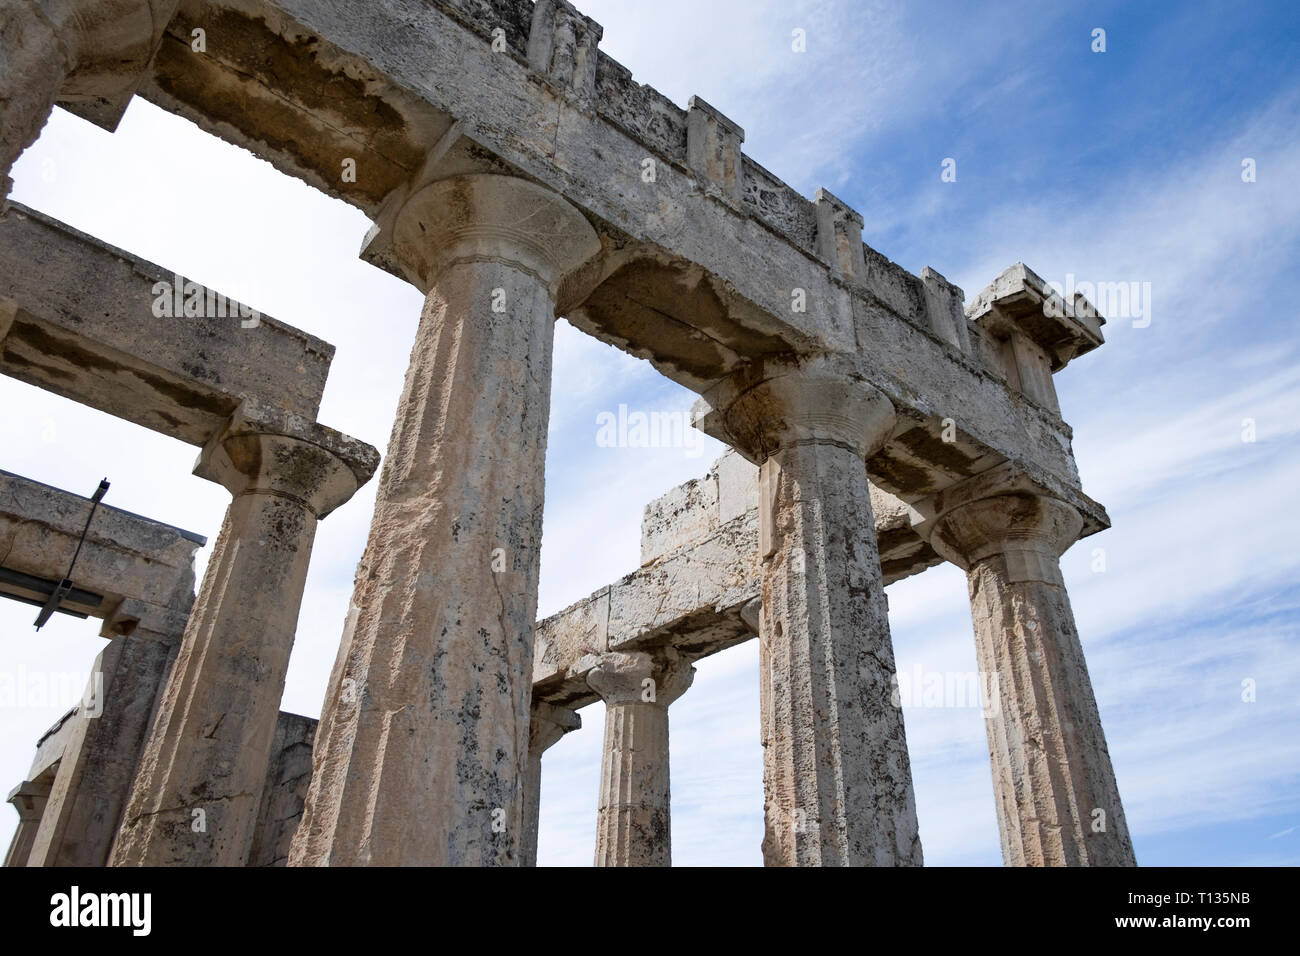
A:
0 204 333 446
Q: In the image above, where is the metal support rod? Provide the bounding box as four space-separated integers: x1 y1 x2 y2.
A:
34 478 109 630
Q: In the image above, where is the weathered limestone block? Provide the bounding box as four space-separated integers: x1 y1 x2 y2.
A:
637 449 758 566
534 586 611 687
639 472 719 567
920 265 970 353
527 0 602 100
686 96 744 202
588 650 693 867
111 402 373 867
695 354 923 866
0 0 176 200
927 478 1135 867
814 187 866 283
0 205 335 445
966 263 1106 415
609 508 758 650
247 713 317 868
0 468 204 632
292 174 599 867
4 778 52 867
521 701 580 867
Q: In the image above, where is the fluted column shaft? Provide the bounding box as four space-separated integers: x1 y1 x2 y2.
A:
291 174 599 866
588 651 693 867
522 701 580 867
931 491 1135 866
702 356 922 866
111 415 363 866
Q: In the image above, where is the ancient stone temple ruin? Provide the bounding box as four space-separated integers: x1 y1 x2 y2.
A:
1 0 1135 866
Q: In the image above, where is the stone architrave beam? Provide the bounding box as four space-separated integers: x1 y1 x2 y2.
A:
533 450 943 710
0 204 333 446
113 0 1103 513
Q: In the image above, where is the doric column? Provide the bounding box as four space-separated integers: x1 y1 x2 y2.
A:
587 650 694 867
521 701 580 867
1 0 176 201
291 174 599 867
695 354 922 866
4 778 53 867
110 402 373 866
26 602 185 867
926 479 1135 866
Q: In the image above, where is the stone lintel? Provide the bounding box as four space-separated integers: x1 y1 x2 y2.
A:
0 203 335 446
535 451 945 708
192 397 379 516
967 262 1106 371
129 2 1092 507
0 469 204 631
7 777 53 809
53 0 180 132
29 713 77 782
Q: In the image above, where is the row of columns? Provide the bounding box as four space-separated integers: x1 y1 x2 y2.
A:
275 167 1132 867
522 359 1133 868
523 488 1134 868
1 0 1131 859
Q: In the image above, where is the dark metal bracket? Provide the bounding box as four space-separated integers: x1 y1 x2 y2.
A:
33 478 109 630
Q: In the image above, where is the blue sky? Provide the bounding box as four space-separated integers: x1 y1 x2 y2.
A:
1 0 1297 866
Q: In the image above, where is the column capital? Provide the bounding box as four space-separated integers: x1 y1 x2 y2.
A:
692 354 896 465
529 701 581 757
930 492 1083 578
194 399 378 518
7 778 52 819
389 173 601 294
587 650 695 708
